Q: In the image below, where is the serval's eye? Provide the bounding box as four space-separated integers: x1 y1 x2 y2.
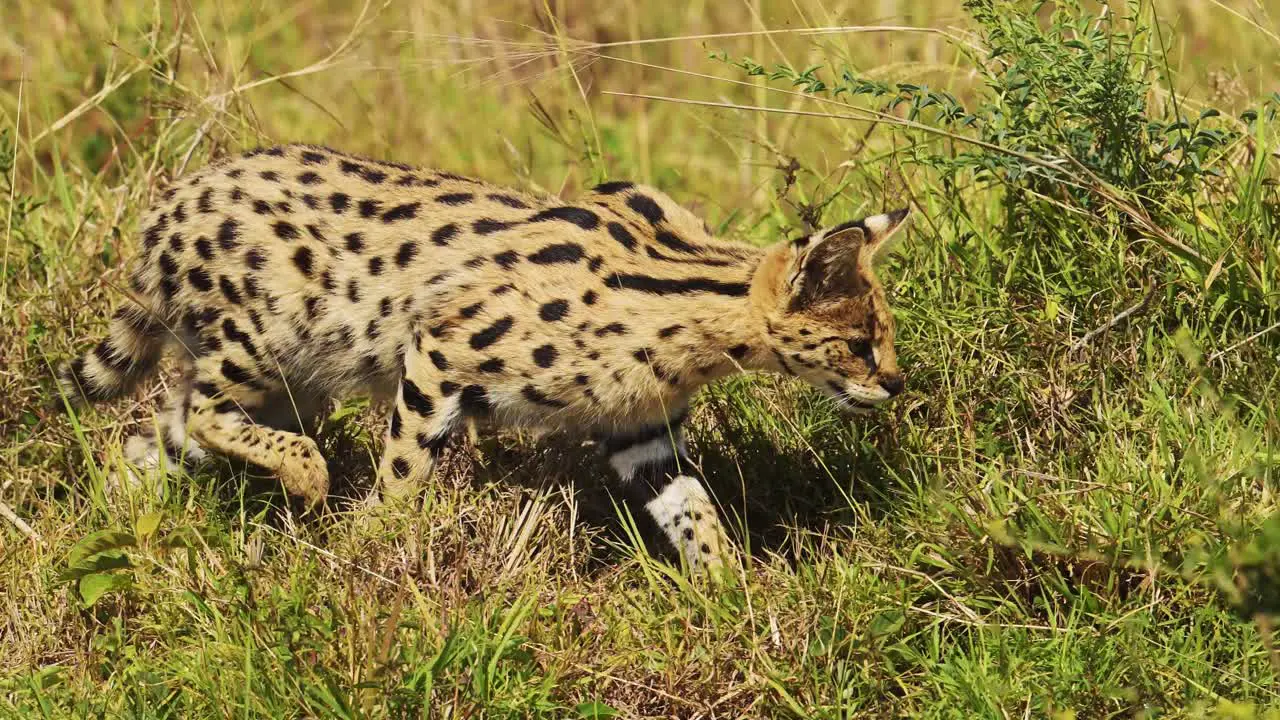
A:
848 338 877 371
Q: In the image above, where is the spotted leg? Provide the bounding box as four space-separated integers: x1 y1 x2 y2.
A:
185 354 329 510
112 377 207 496
602 415 730 573
376 348 462 506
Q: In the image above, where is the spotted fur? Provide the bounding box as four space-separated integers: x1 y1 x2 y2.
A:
58 143 911 572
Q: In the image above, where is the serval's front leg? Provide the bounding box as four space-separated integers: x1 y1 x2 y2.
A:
601 415 731 573
375 344 462 507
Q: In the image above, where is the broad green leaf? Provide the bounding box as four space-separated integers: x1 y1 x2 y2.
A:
135 511 163 540
66 529 136 568
576 702 619 719
78 572 132 607
869 609 906 639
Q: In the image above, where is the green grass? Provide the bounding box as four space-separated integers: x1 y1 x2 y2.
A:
3 0 1280 716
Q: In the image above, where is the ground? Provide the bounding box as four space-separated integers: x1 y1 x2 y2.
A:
2 1 1280 717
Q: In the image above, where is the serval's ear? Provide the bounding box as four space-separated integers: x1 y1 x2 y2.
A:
785 221 869 309
861 207 912 264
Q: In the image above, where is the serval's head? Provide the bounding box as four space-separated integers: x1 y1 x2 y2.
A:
752 208 911 411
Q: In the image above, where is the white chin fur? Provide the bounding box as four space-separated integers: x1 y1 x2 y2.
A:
829 383 890 411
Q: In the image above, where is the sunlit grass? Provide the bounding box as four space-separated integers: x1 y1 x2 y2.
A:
2 0 1279 716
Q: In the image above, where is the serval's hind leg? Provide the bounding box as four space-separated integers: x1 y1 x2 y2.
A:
111 375 208 498
601 415 732 574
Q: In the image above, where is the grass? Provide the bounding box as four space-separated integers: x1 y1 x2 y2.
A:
2 0 1280 716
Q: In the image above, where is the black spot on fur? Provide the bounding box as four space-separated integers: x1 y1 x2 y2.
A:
588 256 604 273
532 345 558 368
529 206 599 230
460 385 489 414
729 344 749 360
358 199 381 218
298 171 322 185
539 299 569 322
487 193 529 209
158 252 179 276
217 274 240 302
395 241 418 267
574 374 589 385
193 237 213 260
595 323 627 337
474 218 517 235
593 180 634 194
493 283 515 296
460 301 484 319
432 223 459 246
344 232 364 253
221 359 254 385
390 408 403 439
494 250 519 268
582 290 598 305
217 217 241 249
658 324 684 339
440 381 460 396
645 246 734 267
368 257 384 275
253 200 274 215
379 297 392 317
271 219 298 240
436 193 473 206
464 255 486 269
604 274 749 297
292 247 314 277
198 188 215 213
301 150 327 165
429 350 448 370
301 194 319 210
654 230 700 254
478 358 505 373
259 170 279 182
626 194 664 224
222 319 259 358
383 202 420 223
144 217 169 250
365 318 380 339
329 192 350 213
306 224 326 242
521 385 567 408
172 202 187 224
606 222 637 251
402 379 434 416
391 457 410 479
245 248 266 270
527 243 584 265
470 316 513 350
